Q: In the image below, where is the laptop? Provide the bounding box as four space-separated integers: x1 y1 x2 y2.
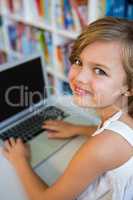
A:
0 53 72 168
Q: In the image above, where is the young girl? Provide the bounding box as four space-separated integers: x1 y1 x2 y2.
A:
2 17 133 200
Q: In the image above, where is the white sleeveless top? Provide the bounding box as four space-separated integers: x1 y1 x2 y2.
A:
77 111 133 200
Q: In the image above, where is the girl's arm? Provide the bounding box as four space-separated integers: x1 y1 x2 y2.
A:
42 120 97 139
3 130 132 200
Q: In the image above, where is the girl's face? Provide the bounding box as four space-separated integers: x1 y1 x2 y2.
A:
69 41 127 109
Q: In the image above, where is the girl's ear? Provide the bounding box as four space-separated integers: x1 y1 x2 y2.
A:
125 89 133 97
121 85 129 96
121 85 133 97
130 88 133 96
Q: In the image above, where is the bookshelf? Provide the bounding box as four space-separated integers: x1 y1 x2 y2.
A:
0 0 89 95
0 0 132 95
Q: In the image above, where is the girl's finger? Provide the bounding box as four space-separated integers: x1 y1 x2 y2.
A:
26 143 31 150
43 120 54 125
9 137 16 146
48 132 58 138
17 138 23 144
42 124 59 131
44 120 62 125
17 138 27 149
47 131 63 139
2 147 9 158
4 140 12 150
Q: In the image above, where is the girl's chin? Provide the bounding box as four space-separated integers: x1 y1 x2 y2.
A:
72 94 96 108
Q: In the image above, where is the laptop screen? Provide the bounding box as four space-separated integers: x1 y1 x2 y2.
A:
0 56 47 123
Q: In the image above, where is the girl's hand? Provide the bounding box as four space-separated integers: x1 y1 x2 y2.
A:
2 138 31 167
42 120 82 139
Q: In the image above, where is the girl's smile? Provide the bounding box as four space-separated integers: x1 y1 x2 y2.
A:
73 84 93 96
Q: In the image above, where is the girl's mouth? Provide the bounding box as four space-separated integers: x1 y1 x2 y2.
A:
73 86 92 96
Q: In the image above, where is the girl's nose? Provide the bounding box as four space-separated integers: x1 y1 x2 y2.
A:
76 68 92 84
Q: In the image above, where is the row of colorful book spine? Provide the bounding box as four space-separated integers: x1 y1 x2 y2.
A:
2 0 88 32
5 18 53 66
105 0 133 19
5 18 73 76
2 0 52 24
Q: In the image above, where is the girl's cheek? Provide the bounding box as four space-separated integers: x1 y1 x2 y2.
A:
68 67 76 80
92 79 106 94
68 67 79 91
68 65 81 80
91 80 104 104
92 80 113 105
68 68 77 83
68 70 73 89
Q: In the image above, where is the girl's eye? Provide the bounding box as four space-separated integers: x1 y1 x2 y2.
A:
74 58 82 66
94 68 107 76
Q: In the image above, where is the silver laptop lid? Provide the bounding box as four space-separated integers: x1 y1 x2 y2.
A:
0 53 49 130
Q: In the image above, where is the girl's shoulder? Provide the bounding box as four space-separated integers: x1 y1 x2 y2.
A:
90 112 133 168
89 125 133 170
87 128 133 171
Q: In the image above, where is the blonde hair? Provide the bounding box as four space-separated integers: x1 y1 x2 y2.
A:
70 17 133 117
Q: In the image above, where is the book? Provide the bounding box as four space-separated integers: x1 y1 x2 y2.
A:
88 0 100 22
5 0 24 15
55 40 72 77
105 0 114 16
63 0 75 30
62 42 72 76
23 0 36 19
69 0 88 27
113 0 126 18
7 19 18 51
43 30 53 66
70 3 81 32
35 0 45 18
54 0 65 29
97 0 106 18
12 0 24 15
6 0 14 13
47 73 56 94
0 16 5 50
127 0 133 19
43 0 52 24
105 0 128 18
6 19 53 56
0 51 7 64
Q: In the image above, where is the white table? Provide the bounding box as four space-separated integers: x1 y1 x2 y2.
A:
0 96 100 200
0 135 87 200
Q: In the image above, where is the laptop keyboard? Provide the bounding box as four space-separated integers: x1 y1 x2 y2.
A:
0 106 69 142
